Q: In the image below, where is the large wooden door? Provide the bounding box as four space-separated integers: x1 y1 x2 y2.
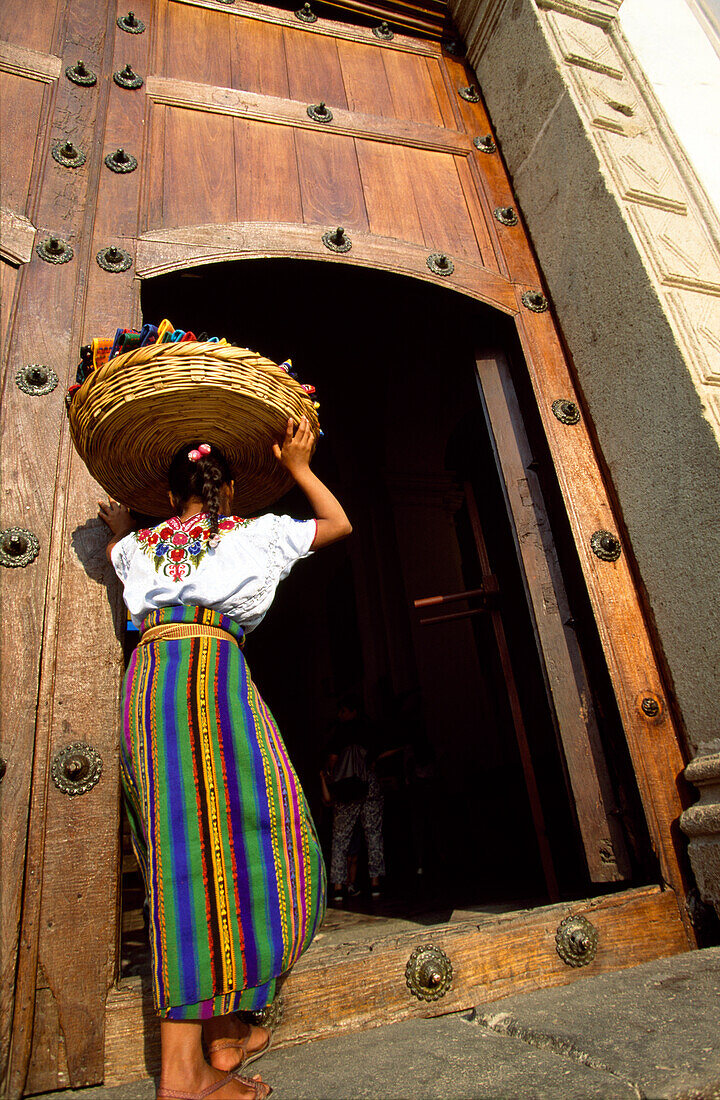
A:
0 1 694 1095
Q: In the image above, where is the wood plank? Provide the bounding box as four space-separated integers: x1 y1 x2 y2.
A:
134 221 518 314
161 2 231 86
234 120 302 223
476 350 631 883
337 38 395 116
171 0 440 57
355 138 423 243
162 107 237 228
145 75 472 155
425 56 459 130
141 103 166 234
0 41 62 82
104 885 689 1086
454 154 502 275
0 259 19 353
24 983 70 1096
295 129 368 230
0 3 59 55
405 146 482 260
229 16 290 99
284 24 348 109
0 73 46 214
0 208 36 265
512 295 697 932
383 47 444 127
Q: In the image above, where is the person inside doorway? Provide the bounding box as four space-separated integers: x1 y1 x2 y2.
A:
100 417 351 1100
324 695 386 901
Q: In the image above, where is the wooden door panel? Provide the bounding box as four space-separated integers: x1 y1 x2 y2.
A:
0 260 19 348
234 120 303 224
403 146 482 261
143 103 166 233
0 1 58 54
0 74 47 214
230 17 290 99
382 49 446 127
336 39 395 116
295 129 369 230
161 3 232 87
162 107 237 228
284 26 348 109
355 139 424 243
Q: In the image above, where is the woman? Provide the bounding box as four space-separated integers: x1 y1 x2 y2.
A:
100 416 351 1100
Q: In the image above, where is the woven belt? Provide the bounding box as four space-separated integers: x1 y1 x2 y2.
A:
139 623 238 646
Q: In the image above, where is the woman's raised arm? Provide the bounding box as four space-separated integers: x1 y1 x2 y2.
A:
272 417 352 549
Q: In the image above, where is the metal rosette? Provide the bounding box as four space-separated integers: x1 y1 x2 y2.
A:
405 944 453 1001
372 21 394 39
117 11 146 32
51 742 103 796
521 290 548 313
307 102 333 123
295 3 317 21
443 39 464 57
458 85 480 103
552 399 580 425
473 134 496 154
36 237 73 264
52 140 86 168
494 206 518 227
426 252 454 277
114 64 143 89
96 246 133 273
555 914 598 968
322 227 352 253
0 527 40 568
591 529 621 562
66 61 97 86
105 148 138 173
16 364 58 396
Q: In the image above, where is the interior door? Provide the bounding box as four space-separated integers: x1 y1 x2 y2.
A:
1 1 695 1096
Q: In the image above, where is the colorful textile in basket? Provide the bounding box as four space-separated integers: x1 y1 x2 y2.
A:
120 604 326 1019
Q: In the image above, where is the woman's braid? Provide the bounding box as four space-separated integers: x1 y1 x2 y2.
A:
200 459 224 536
167 444 233 536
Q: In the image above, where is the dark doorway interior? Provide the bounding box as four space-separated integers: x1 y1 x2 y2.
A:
121 259 653 974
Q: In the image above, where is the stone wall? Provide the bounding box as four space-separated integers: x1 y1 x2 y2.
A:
449 0 720 915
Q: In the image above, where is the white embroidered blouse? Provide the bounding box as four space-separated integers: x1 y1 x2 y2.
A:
110 512 317 630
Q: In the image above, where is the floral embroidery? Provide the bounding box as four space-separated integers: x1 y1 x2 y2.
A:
135 514 251 581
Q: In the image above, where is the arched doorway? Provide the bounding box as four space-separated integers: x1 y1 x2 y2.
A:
103 259 687 1069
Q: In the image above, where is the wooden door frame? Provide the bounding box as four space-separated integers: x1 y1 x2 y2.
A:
135 242 697 942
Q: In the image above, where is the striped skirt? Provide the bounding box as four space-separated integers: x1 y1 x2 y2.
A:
120 605 326 1019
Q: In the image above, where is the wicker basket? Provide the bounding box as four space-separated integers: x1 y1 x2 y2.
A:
68 340 320 515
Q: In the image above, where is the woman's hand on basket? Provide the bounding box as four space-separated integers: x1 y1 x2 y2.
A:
272 416 313 476
98 499 134 538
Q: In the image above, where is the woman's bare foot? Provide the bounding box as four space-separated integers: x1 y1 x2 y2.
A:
158 1065 271 1099
203 1014 272 1072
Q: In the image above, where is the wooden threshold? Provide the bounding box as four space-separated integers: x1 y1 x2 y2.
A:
104 884 689 1087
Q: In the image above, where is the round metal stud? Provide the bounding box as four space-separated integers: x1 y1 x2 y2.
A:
494 206 518 227
36 236 73 264
117 10 145 32
405 944 453 1001
555 914 598 967
216 0 235 4
473 134 496 153
590 530 621 562
521 290 549 313
113 63 143 89
295 3 317 21
641 696 661 719
52 140 86 169
443 39 464 57
552 399 581 425
307 101 333 123
66 60 97 86
16 364 59 396
458 85 480 103
427 252 454 277
96 245 133 272
0 527 40 568
373 20 394 39
104 147 138 173
51 742 103 796
322 226 352 253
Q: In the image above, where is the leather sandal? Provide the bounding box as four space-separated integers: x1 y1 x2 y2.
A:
157 1070 272 1100
207 1026 272 1071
